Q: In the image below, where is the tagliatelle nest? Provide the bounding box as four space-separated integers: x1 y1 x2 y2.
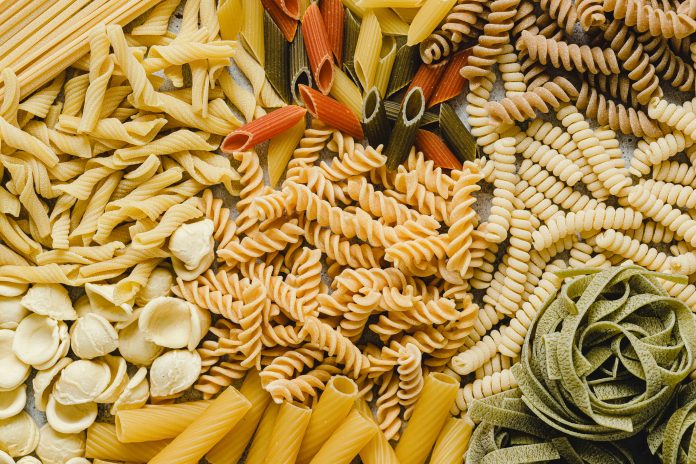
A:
511 266 696 441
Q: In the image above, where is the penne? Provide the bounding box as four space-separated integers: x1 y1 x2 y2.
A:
300 85 364 139
353 11 382 91
302 3 335 94
329 65 363 118
221 105 307 152
406 0 457 45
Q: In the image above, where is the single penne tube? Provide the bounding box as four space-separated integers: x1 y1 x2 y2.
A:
342 0 366 16
297 376 359 464
319 0 344 62
267 117 306 188
221 105 307 152
353 11 382 90
301 3 334 94
263 11 291 103
115 401 211 443
290 24 313 105
329 65 363 118
385 87 425 170
310 408 379 464
415 129 462 170
206 369 272 464
362 87 391 148
86 423 170 463
300 84 364 139
428 51 470 107
394 373 459 464
355 400 399 464
386 44 419 97
429 416 475 464
373 8 409 36
245 402 280 464
392 7 419 22
407 0 457 44
439 103 477 162
372 36 397 97
359 0 423 8
148 386 252 464
260 0 298 41
265 401 312 464
271 0 300 19
406 60 448 104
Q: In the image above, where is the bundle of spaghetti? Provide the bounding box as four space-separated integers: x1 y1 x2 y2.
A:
485 76 578 125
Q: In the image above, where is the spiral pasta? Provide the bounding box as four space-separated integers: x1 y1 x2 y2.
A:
516 136 582 185
319 145 386 182
518 160 599 213
652 159 696 185
648 96 696 142
375 371 402 440
217 220 304 266
456 369 518 413
485 77 578 125
300 317 370 378
626 184 696 247
345 176 421 225
630 131 692 176
390 171 449 223
420 0 486 63
233 151 264 234
265 363 342 403
396 343 424 419
603 0 696 38
446 165 481 277
594 229 670 271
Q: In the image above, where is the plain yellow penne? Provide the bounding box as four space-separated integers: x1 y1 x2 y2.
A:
240 0 265 66
374 8 410 36
329 66 363 118
267 117 306 188
373 36 397 96
359 0 423 8
407 0 457 44
354 11 382 91
86 423 170 463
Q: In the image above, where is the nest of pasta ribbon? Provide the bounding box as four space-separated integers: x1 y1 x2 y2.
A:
511 266 696 441
648 380 696 464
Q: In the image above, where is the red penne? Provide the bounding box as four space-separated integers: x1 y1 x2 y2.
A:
271 0 300 19
261 0 298 41
319 0 344 63
428 50 471 108
222 105 307 152
415 129 462 170
302 3 334 94
405 60 449 104
299 85 364 139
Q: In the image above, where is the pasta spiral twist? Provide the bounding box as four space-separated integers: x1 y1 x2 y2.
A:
518 160 599 212
630 131 692 176
238 280 265 369
446 165 481 276
293 166 350 207
483 138 518 243
385 234 449 271
636 27 695 91
652 160 696 185
451 329 502 375
334 289 381 340
485 77 578 125
290 248 322 316
250 191 288 223
576 0 606 29
405 151 457 199
198 189 237 249
516 136 583 185
302 220 384 268
420 0 486 64
602 0 696 38
516 182 559 221
319 145 386 182
172 278 240 322
195 359 247 399
346 176 421 225
217 220 304 266
396 343 424 419
265 362 342 403
640 179 696 210
391 171 449 223
466 71 499 155
532 206 643 251
517 31 621 75
594 229 670 271
300 317 370 378
375 371 402 440
285 122 334 182
259 345 325 386
497 210 533 317
624 221 675 244
456 369 518 414
233 151 265 234
538 0 578 35
461 0 522 87
626 185 696 247
648 96 696 142
669 252 696 275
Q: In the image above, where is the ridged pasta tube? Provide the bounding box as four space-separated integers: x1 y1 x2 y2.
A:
310 409 378 464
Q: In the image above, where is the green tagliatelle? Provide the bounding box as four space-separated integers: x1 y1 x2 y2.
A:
647 380 696 464
511 265 696 441
466 389 638 464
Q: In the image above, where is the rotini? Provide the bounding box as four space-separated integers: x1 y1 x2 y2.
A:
405 151 457 199
466 71 499 155
375 371 402 440
516 181 559 221
630 131 692 176
300 317 370 378
396 343 424 420
496 209 533 317
668 252 696 275
482 138 518 243
319 145 386 182
289 248 322 316
198 189 237 249
648 97 696 142
385 234 449 271
531 206 643 251
446 166 481 277
455 369 518 414
538 0 577 35
576 0 606 29
485 77 578 125
518 160 599 212
302 220 385 268
640 179 696 210
259 345 325 386
419 0 486 63
652 159 696 185
516 136 583 185
624 220 676 244
602 0 696 38
172 278 240 322
594 229 670 271
264 362 342 403
345 176 421 225
451 329 502 375
233 151 264 234
518 31 621 75
293 166 351 207
390 171 449 223
626 185 696 247
217 220 304 266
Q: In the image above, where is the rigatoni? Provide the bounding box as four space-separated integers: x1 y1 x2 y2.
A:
394 373 459 464
386 44 419 98
407 0 458 45
148 386 252 464
319 0 345 62
355 400 400 464
221 105 307 152
86 423 170 463
440 103 477 162
373 36 397 96
206 370 272 464
309 409 378 464
263 12 291 103
115 401 210 443
265 401 312 464
267 117 307 187
407 60 449 104
429 416 475 464
385 87 425 170
429 50 470 107
362 87 391 147
297 376 358 464
261 0 299 41
415 129 462 169
291 25 313 104
353 11 382 90
300 84 364 139
302 3 335 94
329 65 363 117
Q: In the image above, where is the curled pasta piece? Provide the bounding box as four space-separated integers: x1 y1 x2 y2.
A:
482 138 518 243
198 190 237 249
602 0 696 38
375 371 402 440
345 176 421 225
290 248 322 316
652 159 696 185
265 362 342 403
595 229 670 271
451 329 502 376
517 31 621 75
217 220 304 266
537 0 577 35
576 0 605 29
319 145 386 182
640 179 696 210
648 96 696 142
404 151 456 199
516 136 582 185
532 206 643 251
390 171 449 223
251 191 288 223
576 82 663 138
669 252 696 275
446 165 481 277
172 278 239 322
285 122 335 182
626 185 696 247
494 210 533 318
420 0 486 64
303 221 384 268
233 151 264 234
625 220 676 244
485 77 578 125
300 317 370 378
465 70 498 155
455 369 518 413
259 345 325 386
518 160 599 212
293 166 350 207
630 131 692 176
396 343 424 420
385 234 449 270
516 182 559 221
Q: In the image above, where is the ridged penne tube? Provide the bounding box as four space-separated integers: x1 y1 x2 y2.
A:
206 370 271 464
407 0 457 45
354 12 382 91
245 402 280 464
297 376 358 464
241 0 265 66
148 386 251 464
429 416 475 464
310 408 379 464
265 401 312 464
115 401 210 443
355 400 400 464
373 37 397 97
86 423 170 463
329 66 363 118
268 118 307 188
394 373 459 464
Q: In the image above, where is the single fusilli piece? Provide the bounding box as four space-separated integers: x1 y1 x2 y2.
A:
390 171 449 223
537 0 577 35
516 136 583 185
446 165 481 277
285 122 334 182
238 280 265 369
264 362 342 403
451 329 502 376
648 96 696 142
302 220 385 268
216 220 304 266
485 77 578 125
396 343 424 420
482 138 518 243
300 317 370 378
652 159 696 185
624 220 676 244
289 248 322 316
198 189 237 249
345 176 422 225
630 131 692 176
319 145 386 182
420 0 486 63
594 229 670 271
626 184 696 247
259 345 325 386
518 160 599 213
640 179 696 210
233 151 264 234
455 369 518 414
603 0 696 39
375 371 402 440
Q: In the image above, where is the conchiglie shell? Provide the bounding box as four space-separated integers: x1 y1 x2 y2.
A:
46 395 98 434
0 385 26 420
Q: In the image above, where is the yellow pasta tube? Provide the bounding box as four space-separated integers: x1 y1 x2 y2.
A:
310 409 379 464
329 66 363 118
148 386 252 464
353 11 382 91
265 401 312 464
218 0 244 41
356 400 399 464
115 401 210 443
86 423 170 463
241 0 265 66
268 117 306 188
429 416 475 464
394 373 459 464
406 0 457 45
360 0 423 6
297 376 359 464
373 8 410 35
373 36 397 97
207 369 272 464
245 402 280 464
